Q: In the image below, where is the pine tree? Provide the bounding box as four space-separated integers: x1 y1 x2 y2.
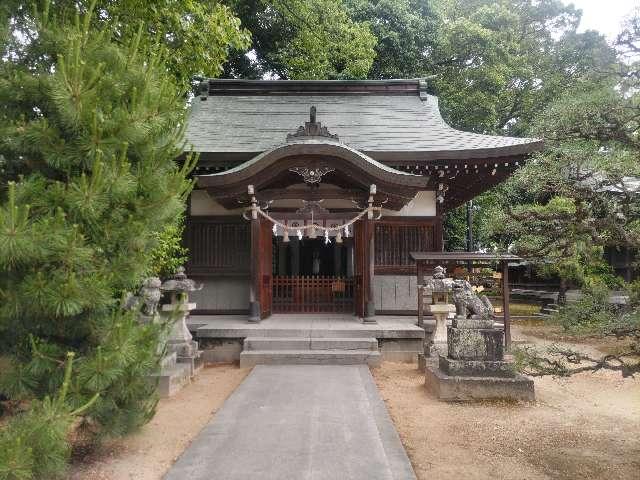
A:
0 0 196 464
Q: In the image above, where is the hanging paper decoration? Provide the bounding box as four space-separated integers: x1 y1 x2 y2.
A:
244 184 382 248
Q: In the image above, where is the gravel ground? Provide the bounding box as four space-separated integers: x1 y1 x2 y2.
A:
372 325 640 480
69 364 250 480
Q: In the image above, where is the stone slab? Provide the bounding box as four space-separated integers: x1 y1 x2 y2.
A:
438 355 515 378
190 314 425 340
164 365 416 480
243 337 378 351
424 363 535 402
239 350 382 368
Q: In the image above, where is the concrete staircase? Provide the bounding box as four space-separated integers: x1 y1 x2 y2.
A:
240 336 381 367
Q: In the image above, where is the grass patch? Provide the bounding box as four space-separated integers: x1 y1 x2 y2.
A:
489 300 541 316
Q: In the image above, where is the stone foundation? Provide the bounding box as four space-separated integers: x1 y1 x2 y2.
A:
438 355 515 378
425 361 535 402
378 338 423 362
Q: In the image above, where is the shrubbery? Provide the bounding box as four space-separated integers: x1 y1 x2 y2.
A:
551 280 639 335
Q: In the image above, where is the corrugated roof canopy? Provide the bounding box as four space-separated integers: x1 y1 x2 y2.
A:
186 79 542 162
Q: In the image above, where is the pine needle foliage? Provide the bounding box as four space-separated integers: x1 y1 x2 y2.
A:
0 1 195 470
0 353 99 480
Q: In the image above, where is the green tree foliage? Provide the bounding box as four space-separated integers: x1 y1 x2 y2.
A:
3 0 251 88
431 0 616 134
0 2 198 469
223 0 377 79
345 0 440 79
485 11 640 300
148 215 189 279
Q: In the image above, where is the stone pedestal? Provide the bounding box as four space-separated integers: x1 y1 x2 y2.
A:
428 303 456 357
162 301 203 378
425 317 535 402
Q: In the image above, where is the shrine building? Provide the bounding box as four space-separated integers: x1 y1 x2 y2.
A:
183 79 542 322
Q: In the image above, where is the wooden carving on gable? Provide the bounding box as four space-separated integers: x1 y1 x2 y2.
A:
287 106 339 141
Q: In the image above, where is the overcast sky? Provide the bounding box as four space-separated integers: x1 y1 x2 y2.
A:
570 0 638 39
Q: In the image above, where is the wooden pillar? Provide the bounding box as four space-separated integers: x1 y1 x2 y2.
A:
364 216 377 322
502 260 511 351
248 214 261 323
416 260 425 286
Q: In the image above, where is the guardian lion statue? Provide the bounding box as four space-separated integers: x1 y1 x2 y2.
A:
140 277 162 316
452 279 495 319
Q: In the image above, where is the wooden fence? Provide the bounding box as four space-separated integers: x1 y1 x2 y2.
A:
272 276 357 313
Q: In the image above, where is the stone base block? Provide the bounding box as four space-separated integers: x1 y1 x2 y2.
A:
155 363 192 398
378 338 422 362
429 341 447 358
418 353 426 372
447 326 504 361
177 352 204 377
160 351 177 369
438 355 516 378
200 339 243 363
425 363 535 402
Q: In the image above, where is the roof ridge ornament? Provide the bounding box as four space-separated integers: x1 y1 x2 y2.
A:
287 106 339 142
418 76 436 102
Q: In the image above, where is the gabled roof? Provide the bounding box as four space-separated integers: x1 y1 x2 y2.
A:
185 79 543 162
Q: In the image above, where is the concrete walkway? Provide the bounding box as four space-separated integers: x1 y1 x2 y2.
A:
164 365 416 480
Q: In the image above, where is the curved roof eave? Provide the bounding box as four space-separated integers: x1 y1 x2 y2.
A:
196 139 429 190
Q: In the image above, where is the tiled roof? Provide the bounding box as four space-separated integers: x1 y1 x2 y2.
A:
185 80 542 161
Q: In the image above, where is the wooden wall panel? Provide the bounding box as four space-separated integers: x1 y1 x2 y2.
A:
374 218 439 274
184 216 250 275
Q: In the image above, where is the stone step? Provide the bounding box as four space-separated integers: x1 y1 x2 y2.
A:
239 350 382 368
243 337 378 351
195 326 424 340
540 308 559 315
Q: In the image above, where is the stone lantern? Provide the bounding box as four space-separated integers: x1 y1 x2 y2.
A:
160 266 203 375
424 266 456 355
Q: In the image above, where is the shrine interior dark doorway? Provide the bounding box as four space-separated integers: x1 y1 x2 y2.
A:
272 237 354 277
271 236 357 313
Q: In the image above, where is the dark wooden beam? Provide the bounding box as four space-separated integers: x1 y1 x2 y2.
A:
256 188 367 202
